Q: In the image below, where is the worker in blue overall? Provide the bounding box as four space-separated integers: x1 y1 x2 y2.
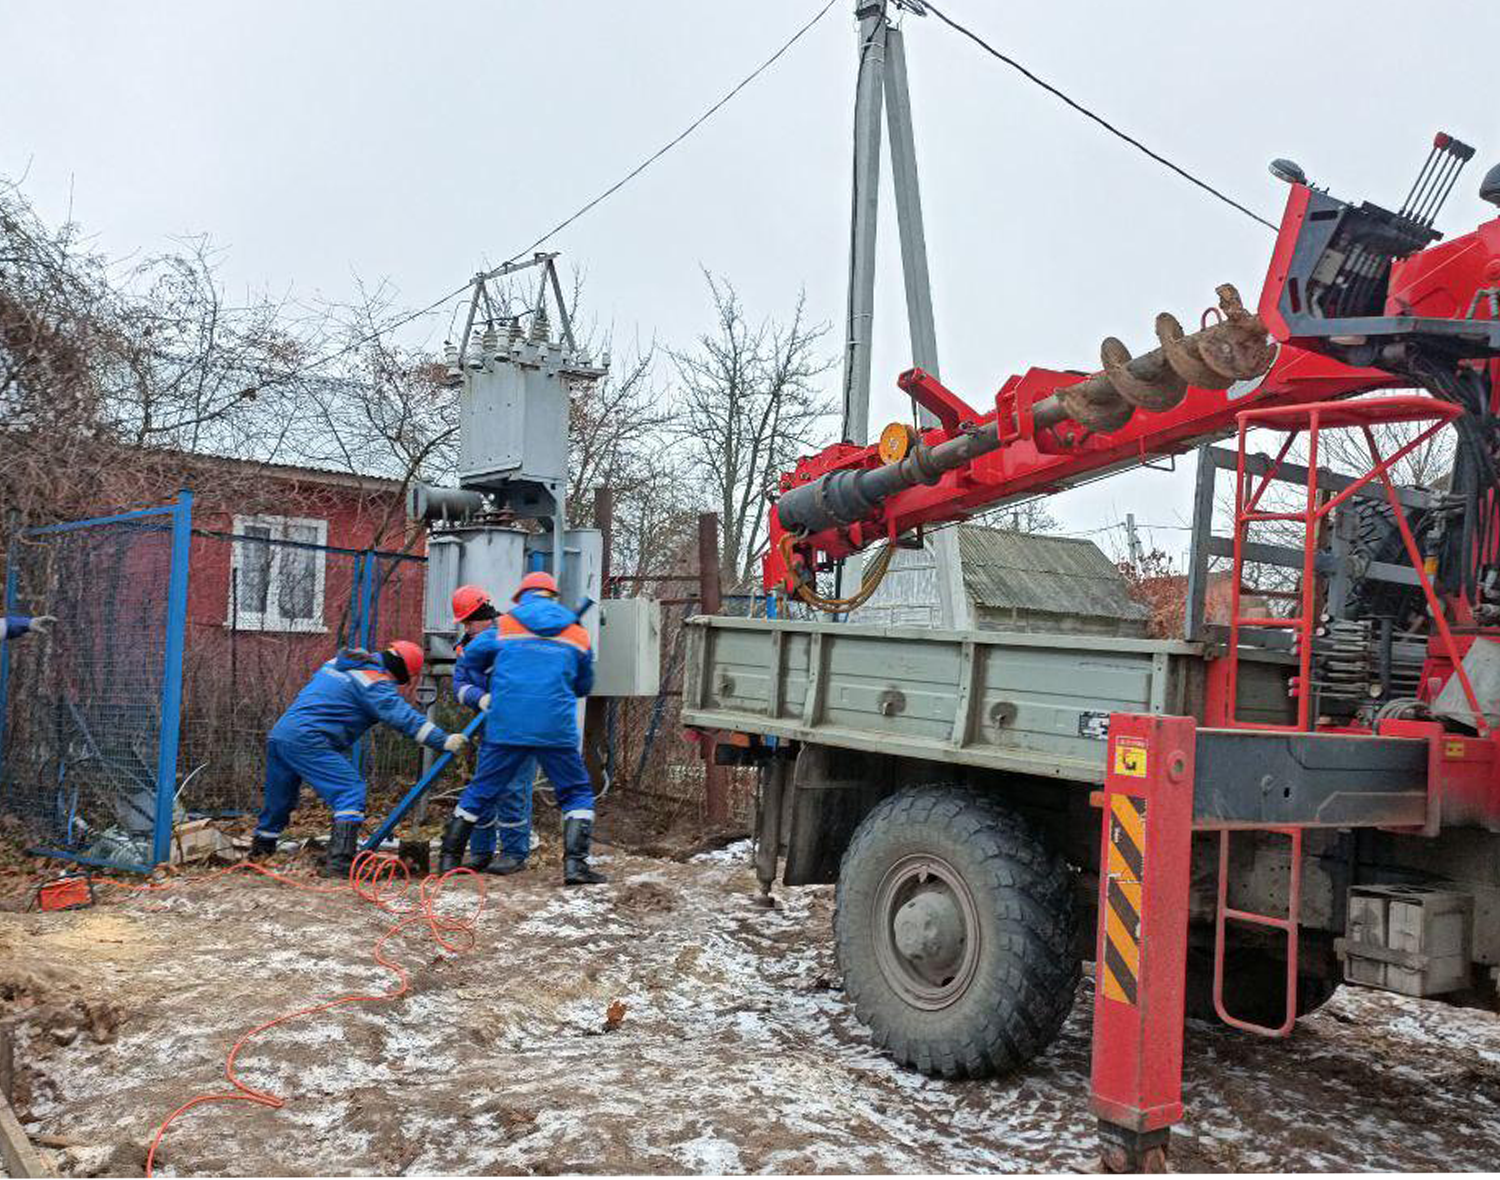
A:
251 640 466 877
3 614 56 643
449 584 537 875
439 572 606 885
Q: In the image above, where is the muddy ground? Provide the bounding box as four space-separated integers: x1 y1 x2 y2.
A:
2 839 1499 1176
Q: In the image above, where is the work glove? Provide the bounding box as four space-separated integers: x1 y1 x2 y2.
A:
29 615 57 635
478 693 492 712
443 733 468 755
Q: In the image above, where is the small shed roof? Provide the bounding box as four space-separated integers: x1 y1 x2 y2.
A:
955 526 1149 621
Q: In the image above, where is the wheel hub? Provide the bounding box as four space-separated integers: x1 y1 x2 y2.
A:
892 888 965 974
873 854 981 1010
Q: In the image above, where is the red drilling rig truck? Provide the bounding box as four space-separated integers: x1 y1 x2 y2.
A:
682 133 1500 1167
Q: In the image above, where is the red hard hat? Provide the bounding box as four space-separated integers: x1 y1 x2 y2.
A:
386 640 424 680
451 584 492 622
513 571 558 601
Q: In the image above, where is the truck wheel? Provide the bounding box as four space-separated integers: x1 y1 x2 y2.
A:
835 785 1080 1079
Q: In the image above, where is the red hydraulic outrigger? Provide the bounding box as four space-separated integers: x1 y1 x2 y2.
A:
765 134 1500 1167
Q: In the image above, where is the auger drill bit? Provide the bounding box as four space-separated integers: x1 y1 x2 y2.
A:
774 284 1277 537
1054 285 1276 432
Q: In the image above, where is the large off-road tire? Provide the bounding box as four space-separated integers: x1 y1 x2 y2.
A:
835 785 1080 1079
1342 498 1428 620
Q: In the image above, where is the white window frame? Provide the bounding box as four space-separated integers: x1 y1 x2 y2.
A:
227 514 329 633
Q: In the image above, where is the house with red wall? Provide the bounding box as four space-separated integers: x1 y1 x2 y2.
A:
182 457 427 650
166 456 432 810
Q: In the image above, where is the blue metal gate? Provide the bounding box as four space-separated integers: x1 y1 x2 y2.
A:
0 493 192 871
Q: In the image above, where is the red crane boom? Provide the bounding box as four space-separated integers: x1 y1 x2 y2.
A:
765 136 1500 609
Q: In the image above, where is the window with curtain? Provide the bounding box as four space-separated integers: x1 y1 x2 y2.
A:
229 515 329 632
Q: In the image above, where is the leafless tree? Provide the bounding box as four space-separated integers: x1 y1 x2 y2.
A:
0 178 316 536
669 271 834 582
974 497 1059 534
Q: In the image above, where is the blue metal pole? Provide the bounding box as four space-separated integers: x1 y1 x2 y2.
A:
351 552 378 778
358 550 377 648
345 551 362 648
0 550 19 793
23 504 174 535
367 555 382 646
361 711 485 851
151 490 193 867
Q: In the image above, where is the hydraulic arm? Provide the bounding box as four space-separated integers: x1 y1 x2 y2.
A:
765 135 1500 608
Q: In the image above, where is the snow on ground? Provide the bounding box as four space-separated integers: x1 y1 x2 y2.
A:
1 842 1498 1175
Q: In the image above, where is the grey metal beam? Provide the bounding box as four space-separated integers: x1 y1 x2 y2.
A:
883 24 937 381
1203 536 1422 587
1203 445 1439 511
1193 730 1428 829
840 8 887 449
882 21 966 631
1184 445 1218 642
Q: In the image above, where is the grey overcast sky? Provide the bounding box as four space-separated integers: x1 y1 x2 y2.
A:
3 1 1495 555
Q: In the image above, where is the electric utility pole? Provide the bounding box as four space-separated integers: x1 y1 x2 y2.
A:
840 1 969 629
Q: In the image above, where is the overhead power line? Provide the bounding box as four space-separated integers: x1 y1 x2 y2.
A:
919 1 1278 231
491 0 842 272
260 0 841 392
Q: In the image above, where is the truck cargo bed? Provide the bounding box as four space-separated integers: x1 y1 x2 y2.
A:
681 616 1208 784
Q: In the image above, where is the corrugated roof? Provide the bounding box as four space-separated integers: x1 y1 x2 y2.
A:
954 526 1148 620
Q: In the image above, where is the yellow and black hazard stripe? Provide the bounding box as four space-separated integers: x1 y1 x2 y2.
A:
1102 792 1147 1006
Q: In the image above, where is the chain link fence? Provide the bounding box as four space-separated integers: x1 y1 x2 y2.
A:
1 498 191 871
1 495 429 870
177 532 427 819
600 590 778 829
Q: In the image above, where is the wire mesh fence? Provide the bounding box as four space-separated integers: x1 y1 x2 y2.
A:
177 532 427 819
0 495 430 870
0 499 190 871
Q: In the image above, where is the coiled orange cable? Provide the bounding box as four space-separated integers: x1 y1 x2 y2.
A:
95 853 489 1177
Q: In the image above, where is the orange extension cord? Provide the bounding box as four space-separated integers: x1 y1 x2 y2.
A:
98 854 487 1177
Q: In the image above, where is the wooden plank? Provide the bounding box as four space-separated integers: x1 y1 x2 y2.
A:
0 1021 12 1106
0 1094 51 1179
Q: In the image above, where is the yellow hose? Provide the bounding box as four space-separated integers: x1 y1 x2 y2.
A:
779 533 898 614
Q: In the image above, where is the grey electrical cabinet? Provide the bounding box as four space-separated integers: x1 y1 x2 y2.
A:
423 527 529 662
593 598 663 697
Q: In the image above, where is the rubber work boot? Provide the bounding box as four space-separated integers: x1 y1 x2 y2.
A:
320 821 361 879
463 851 494 872
438 815 476 875
486 854 527 876
247 834 277 862
562 817 607 886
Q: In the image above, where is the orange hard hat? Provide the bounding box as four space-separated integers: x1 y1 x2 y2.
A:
451 584 492 622
513 571 558 601
386 640 425 682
